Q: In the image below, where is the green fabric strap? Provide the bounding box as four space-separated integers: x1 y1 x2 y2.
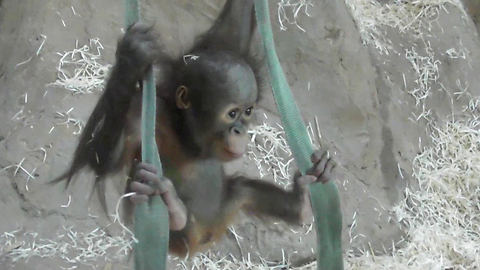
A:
253 0 344 269
123 1 170 270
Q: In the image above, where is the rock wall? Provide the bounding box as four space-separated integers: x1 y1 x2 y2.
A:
1 0 479 269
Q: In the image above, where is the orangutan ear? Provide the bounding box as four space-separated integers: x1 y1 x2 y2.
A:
175 86 191 109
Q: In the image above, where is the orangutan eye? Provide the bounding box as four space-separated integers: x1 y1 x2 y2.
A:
228 109 239 119
245 107 253 116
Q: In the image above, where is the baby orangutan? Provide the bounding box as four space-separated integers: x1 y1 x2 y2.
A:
52 0 337 257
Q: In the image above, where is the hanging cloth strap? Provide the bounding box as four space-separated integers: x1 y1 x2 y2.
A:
253 1 344 269
123 1 170 269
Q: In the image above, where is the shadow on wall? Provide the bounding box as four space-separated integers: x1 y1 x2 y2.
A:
463 0 480 33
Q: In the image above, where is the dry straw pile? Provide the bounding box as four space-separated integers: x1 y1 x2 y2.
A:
345 0 480 269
